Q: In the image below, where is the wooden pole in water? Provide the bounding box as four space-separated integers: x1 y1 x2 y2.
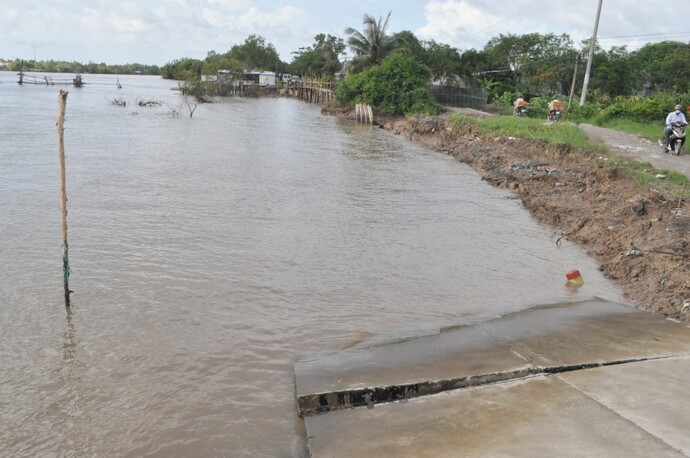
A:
57 90 71 307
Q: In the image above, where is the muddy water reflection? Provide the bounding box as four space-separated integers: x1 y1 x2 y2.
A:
0 73 624 456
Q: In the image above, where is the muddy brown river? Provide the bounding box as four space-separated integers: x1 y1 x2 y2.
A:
0 72 625 456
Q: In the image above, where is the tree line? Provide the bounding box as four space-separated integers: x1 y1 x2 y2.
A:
159 13 689 105
5 10 687 114
1 58 161 75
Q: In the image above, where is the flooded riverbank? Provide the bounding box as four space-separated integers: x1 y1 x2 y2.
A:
0 72 624 456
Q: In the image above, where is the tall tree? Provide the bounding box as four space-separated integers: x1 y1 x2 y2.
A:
588 45 635 97
227 35 281 71
345 11 400 72
483 33 576 95
201 50 243 77
290 34 345 78
630 41 690 93
422 40 463 85
392 30 426 62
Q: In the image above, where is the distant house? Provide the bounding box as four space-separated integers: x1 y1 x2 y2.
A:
244 70 276 87
0 61 9 71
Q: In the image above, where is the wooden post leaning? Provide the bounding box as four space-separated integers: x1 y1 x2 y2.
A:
57 90 71 307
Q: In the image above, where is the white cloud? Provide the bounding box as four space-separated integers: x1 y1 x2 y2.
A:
1 0 688 65
416 0 501 50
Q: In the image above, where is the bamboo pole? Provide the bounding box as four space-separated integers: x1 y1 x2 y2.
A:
57 90 71 307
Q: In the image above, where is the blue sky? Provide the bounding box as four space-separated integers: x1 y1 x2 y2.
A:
1 0 688 66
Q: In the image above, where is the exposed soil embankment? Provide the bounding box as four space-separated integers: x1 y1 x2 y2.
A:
324 107 690 320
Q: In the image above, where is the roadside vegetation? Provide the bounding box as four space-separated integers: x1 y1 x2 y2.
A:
496 91 690 141
449 114 601 150
449 113 690 194
335 53 439 115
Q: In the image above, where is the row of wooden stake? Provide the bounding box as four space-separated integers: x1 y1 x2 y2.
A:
355 103 374 124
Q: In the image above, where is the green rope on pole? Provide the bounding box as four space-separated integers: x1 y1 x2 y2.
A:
63 242 71 283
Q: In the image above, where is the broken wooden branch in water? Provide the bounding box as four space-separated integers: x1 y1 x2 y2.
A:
110 97 127 107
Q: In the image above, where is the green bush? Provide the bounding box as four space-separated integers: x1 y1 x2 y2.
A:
335 53 440 116
335 72 367 105
578 93 690 124
497 91 521 115
524 95 553 120
568 102 602 122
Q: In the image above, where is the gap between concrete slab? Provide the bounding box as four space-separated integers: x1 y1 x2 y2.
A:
298 355 673 416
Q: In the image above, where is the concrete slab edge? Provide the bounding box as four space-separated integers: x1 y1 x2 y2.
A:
297 355 681 417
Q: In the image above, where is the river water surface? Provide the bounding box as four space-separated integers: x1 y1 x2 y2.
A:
0 72 625 456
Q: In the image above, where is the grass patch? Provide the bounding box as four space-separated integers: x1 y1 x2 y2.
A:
607 157 654 170
600 155 689 197
448 114 689 196
659 169 690 186
449 114 604 151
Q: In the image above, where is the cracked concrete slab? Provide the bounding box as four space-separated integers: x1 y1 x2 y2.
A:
304 374 685 457
295 298 690 415
296 299 690 456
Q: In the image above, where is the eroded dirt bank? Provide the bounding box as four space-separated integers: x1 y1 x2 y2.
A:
328 108 689 320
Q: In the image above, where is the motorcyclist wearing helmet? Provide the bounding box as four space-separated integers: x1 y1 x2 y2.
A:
663 104 688 150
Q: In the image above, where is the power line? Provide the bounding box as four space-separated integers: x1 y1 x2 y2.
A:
598 30 690 40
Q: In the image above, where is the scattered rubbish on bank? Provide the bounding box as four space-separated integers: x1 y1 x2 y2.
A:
633 199 646 216
565 269 584 286
626 249 643 258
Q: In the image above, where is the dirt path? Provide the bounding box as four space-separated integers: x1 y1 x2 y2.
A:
578 123 690 178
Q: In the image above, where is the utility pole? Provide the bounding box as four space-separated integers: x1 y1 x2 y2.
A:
568 55 579 108
580 0 603 106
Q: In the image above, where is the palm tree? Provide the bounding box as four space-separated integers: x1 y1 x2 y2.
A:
345 11 399 72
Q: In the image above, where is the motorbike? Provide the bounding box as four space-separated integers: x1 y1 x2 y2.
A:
548 109 562 122
660 121 687 156
514 106 528 117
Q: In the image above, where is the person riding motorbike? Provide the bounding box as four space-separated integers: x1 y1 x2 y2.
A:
547 97 564 121
513 97 529 116
663 104 688 150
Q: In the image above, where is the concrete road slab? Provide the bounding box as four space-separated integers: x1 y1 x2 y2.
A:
559 355 690 455
295 299 690 415
305 375 684 458
297 299 690 455
296 324 532 414
479 299 690 366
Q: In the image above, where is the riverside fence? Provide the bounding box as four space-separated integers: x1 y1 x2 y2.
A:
429 86 488 111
